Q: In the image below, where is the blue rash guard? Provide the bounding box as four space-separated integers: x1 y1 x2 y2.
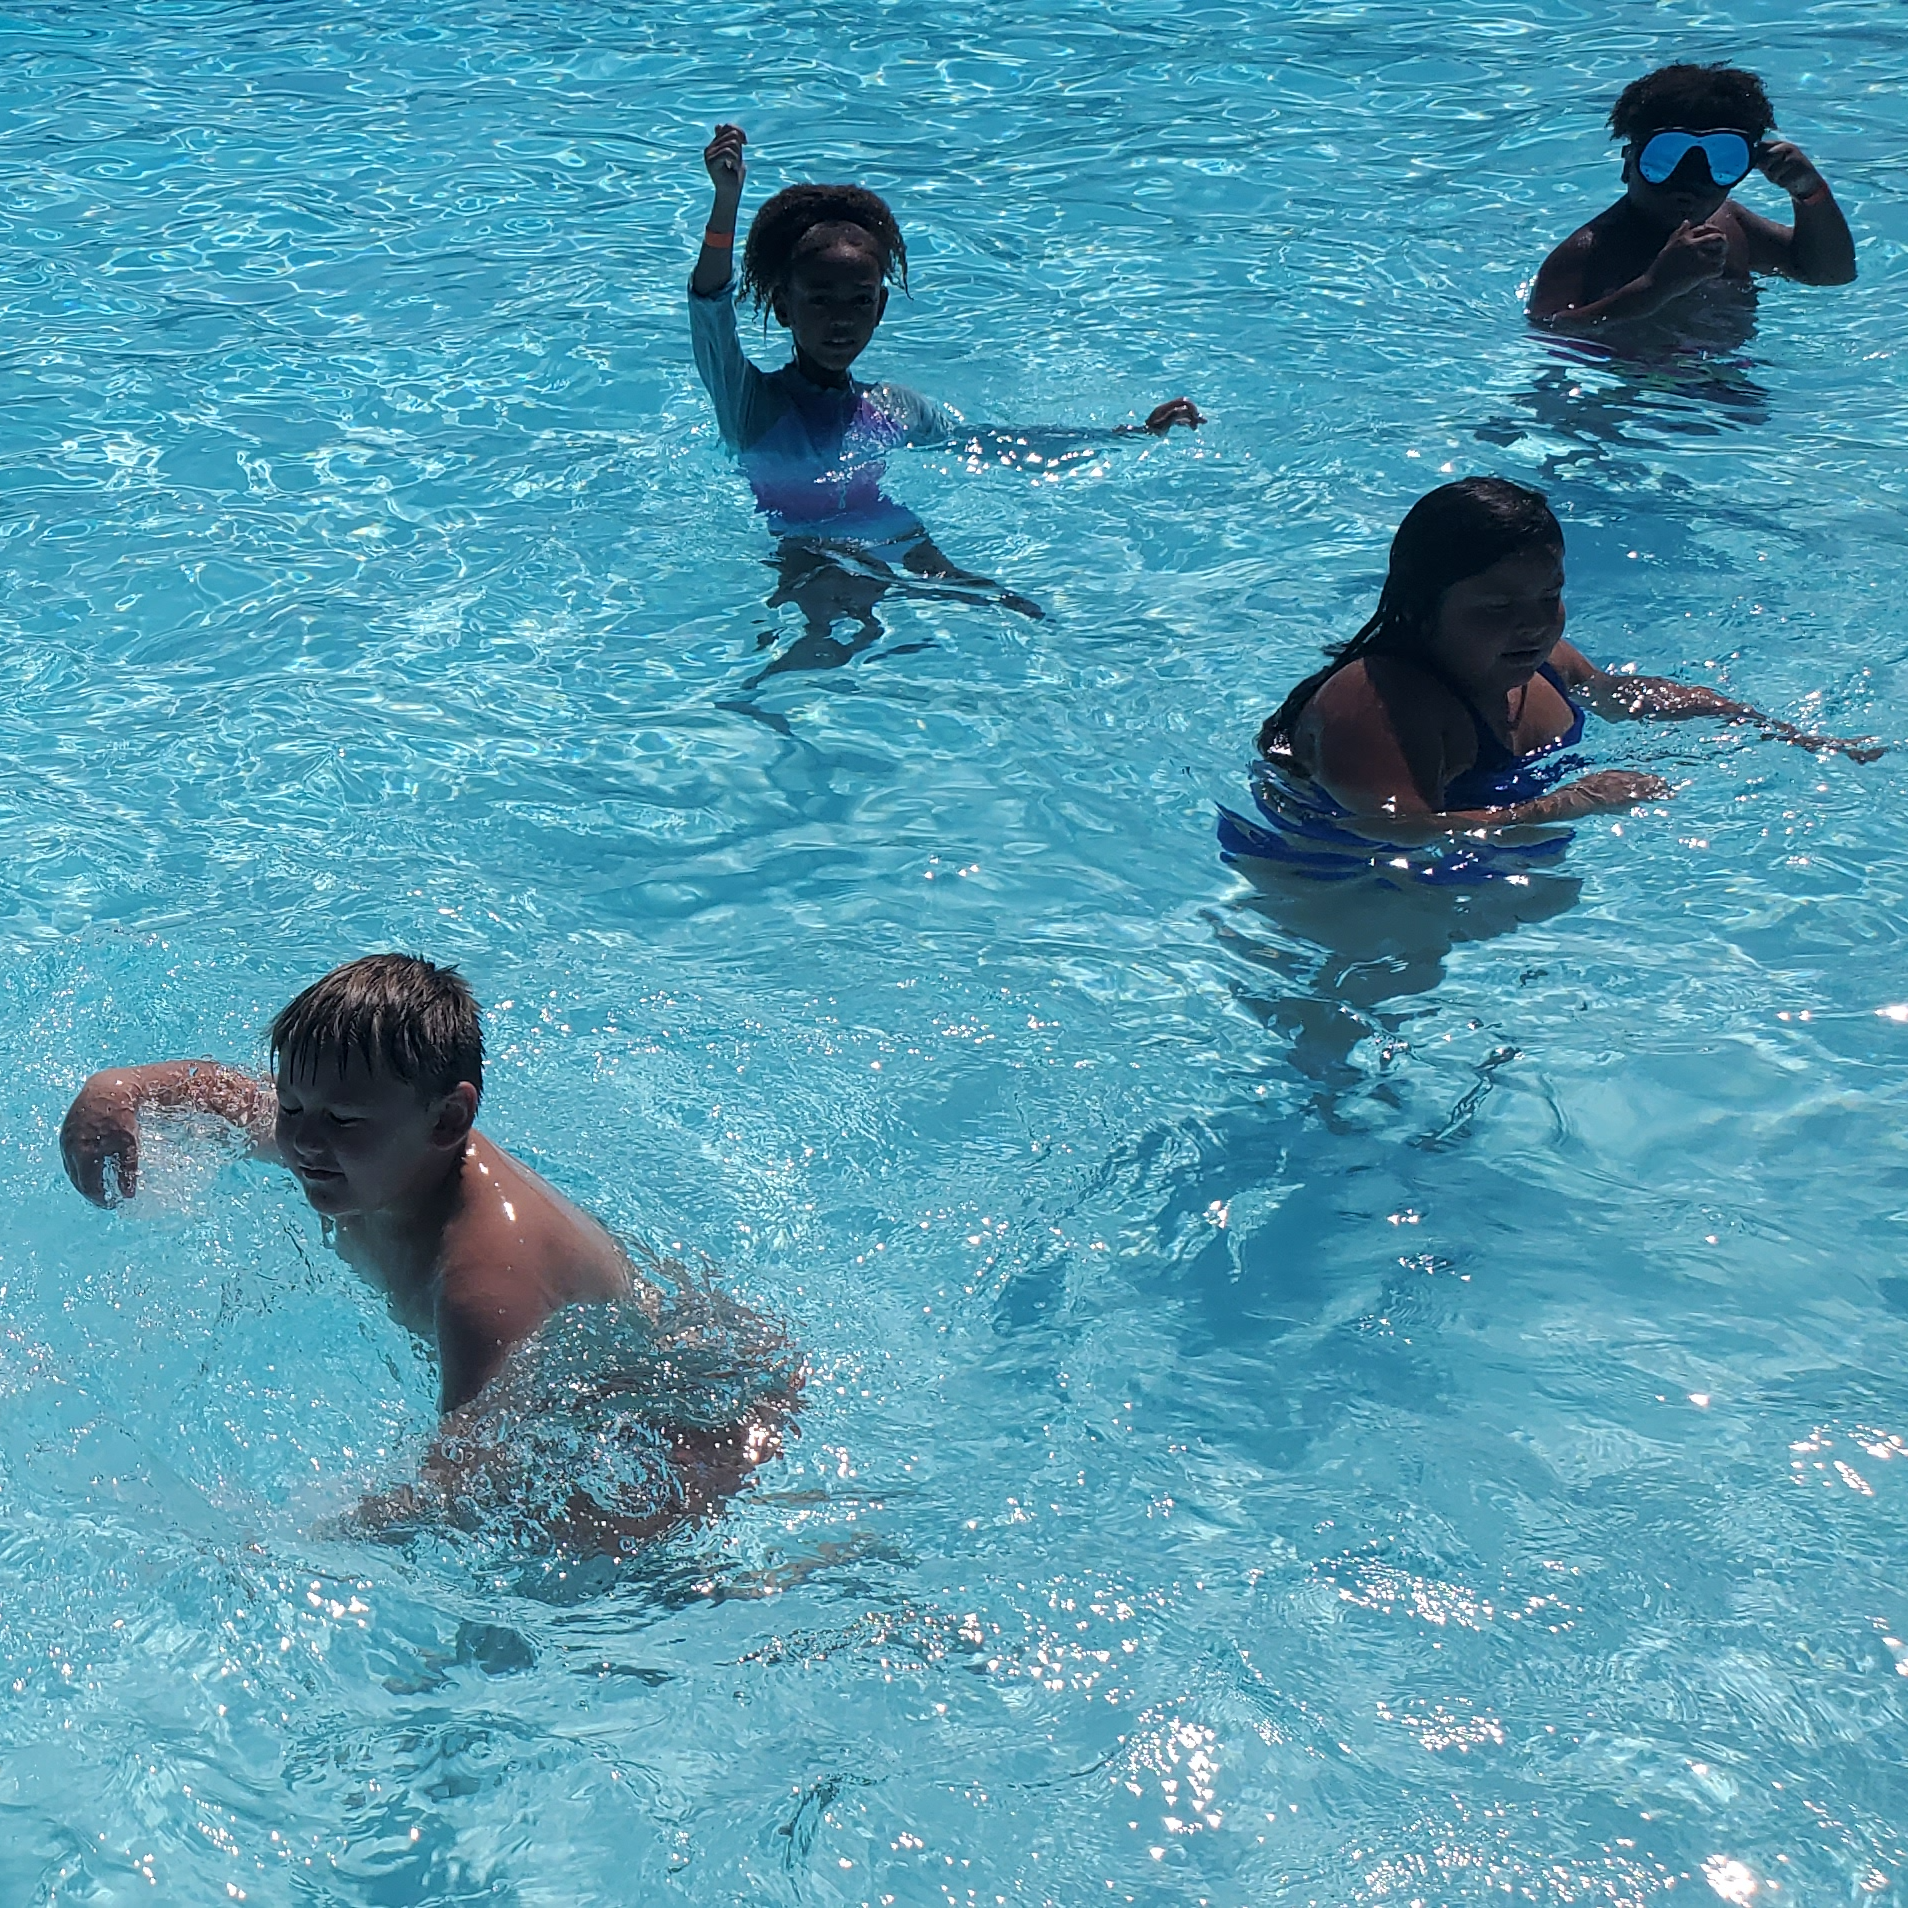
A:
689 279 963 551
1217 662 1589 885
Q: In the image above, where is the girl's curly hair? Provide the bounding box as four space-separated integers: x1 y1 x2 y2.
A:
739 183 908 313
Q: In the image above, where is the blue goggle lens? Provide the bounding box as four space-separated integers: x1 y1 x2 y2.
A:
1636 130 1754 188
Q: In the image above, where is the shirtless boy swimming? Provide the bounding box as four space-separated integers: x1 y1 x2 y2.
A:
1528 63 1855 332
64 955 685 1420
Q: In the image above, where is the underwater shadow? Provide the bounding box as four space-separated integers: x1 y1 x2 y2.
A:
1216 852 1581 1094
1474 317 1770 481
738 531 1042 693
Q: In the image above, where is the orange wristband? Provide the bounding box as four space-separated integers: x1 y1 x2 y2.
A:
703 226 735 248
1795 182 1832 208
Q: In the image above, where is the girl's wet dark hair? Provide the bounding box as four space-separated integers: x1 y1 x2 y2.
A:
739 183 908 314
1609 63 1774 144
271 953 484 1107
1258 477 1563 755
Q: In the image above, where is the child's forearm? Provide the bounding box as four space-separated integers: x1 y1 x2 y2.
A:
1791 190 1856 285
691 186 742 298
98 1060 275 1127
1588 673 1880 758
61 1061 277 1205
1538 271 1686 328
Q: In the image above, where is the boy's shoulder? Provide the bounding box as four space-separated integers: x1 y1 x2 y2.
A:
1532 199 1660 312
1542 200 1633 266
441 1137 632 1305
431 1136 636 1411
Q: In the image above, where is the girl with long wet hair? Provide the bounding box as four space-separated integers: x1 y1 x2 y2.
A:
1221 476 1876 881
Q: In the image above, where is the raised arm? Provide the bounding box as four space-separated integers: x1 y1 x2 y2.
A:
1551 640 1881 760
60 1060 279 1205
692 123 746 299
1736 142 1855 285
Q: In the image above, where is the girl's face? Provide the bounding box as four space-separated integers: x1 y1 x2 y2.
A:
771 236 888 380
1425 547 1566 693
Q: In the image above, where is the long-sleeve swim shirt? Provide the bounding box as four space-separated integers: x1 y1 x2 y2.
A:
688 278 963 545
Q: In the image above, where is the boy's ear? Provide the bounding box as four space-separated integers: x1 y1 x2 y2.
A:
876 286 889 323
429 1082 478 1148
770 287 791 329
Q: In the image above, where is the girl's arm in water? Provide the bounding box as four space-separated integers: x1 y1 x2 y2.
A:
947 398 1204 465
60 1061 280 1205
1293 661 1669 838
1549 640 1883 761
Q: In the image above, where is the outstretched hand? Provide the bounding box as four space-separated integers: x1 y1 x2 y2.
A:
61 1080 140 1205
1144 397 1204 434
1755 139 1827 203
1782 727 1884 764
704 123 747 202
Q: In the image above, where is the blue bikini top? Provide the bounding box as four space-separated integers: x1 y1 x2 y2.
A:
1436 660 1586 810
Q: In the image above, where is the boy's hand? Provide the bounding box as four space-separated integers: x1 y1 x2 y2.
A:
704 124 747 205
1144 397 1204 433
1650 219 1729 295
61 1078 141 1205
1756 140 1827 202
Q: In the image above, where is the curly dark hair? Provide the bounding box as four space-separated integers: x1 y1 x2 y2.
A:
739 183 908 314
1258 478 1563 755
1609 63 1774 144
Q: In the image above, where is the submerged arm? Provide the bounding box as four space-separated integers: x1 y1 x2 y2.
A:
60 1060 279 1205
1554 641 1882 760
949 398 1204 458
1300 681 1667 838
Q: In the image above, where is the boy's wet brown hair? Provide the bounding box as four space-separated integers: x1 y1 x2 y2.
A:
1609 64 1774 144
739 183 908 314
271 953 484 1107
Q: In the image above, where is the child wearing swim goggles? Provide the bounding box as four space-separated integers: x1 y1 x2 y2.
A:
1528 62 1854 330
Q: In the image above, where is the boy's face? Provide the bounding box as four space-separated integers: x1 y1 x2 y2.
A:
274 1046 475 1220
772 238 888 378
1427 548 1567 693
1622 128 1741 229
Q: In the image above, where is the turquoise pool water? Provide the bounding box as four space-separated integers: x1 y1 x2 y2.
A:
4 1 1907 1901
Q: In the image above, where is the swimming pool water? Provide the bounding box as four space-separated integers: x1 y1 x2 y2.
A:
3 1 1907 1901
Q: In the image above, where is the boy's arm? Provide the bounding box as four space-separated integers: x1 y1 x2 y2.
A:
433 1286 516 1417
1529 220 1728 326
60 1060 279 1205
1735 143 1855 284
